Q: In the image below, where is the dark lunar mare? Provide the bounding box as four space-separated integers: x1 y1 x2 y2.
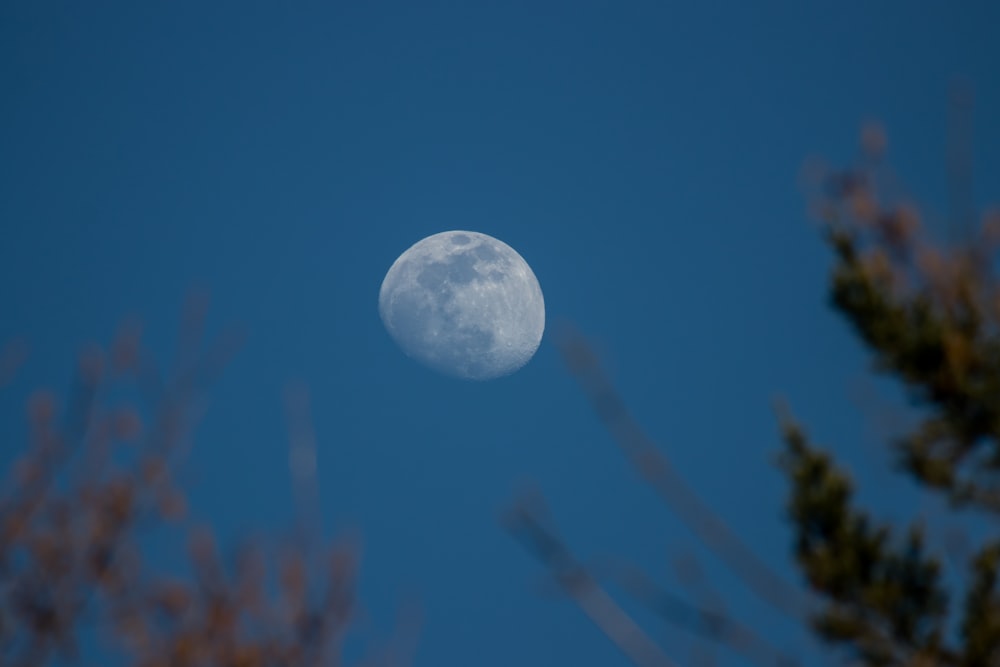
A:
379 230 544 380
388 248 500 378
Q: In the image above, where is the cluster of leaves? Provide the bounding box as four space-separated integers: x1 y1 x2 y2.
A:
780 126 1000 665
0 311 364 667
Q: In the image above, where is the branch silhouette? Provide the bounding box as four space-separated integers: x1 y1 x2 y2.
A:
615 566 801 667
503 492 680 667
554 324 813 622
0 299 409 667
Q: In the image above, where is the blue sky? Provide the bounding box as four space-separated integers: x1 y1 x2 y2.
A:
2 2 999 665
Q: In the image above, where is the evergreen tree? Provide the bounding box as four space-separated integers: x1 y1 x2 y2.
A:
779 124 1000 666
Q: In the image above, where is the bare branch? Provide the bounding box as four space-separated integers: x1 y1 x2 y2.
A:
616 566 801 667
555 325 813 622
503 492 680 667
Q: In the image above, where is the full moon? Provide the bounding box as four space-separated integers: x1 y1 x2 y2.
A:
379 231 545 380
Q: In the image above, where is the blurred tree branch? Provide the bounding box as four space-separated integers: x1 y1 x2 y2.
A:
506 110 1000 667
503 490 680 667
555 324 813 621
0 298 405 667
781 116 1000 665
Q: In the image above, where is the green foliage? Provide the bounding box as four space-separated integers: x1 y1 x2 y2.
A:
819 170 1000 512
778 419 948 665
961 542 1000 666
781 128 1000 665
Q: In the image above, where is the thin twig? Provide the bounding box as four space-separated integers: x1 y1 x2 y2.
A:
503 494 680 667
556 325 813 622
616 566 801 667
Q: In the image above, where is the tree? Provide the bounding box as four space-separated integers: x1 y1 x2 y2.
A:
506 120 1000 666
779 120 1000 666
0 299 413 667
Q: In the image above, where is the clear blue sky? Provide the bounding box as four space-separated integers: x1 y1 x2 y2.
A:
2 2 999 665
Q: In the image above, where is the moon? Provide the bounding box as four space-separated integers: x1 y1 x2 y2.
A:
379 231 545 380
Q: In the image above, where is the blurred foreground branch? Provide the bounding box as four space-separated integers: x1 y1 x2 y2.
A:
554 325 812 622
0 300 403 666
503 491 679 667
506 113 1000 667
504 488 803 667
779 119 1000 666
